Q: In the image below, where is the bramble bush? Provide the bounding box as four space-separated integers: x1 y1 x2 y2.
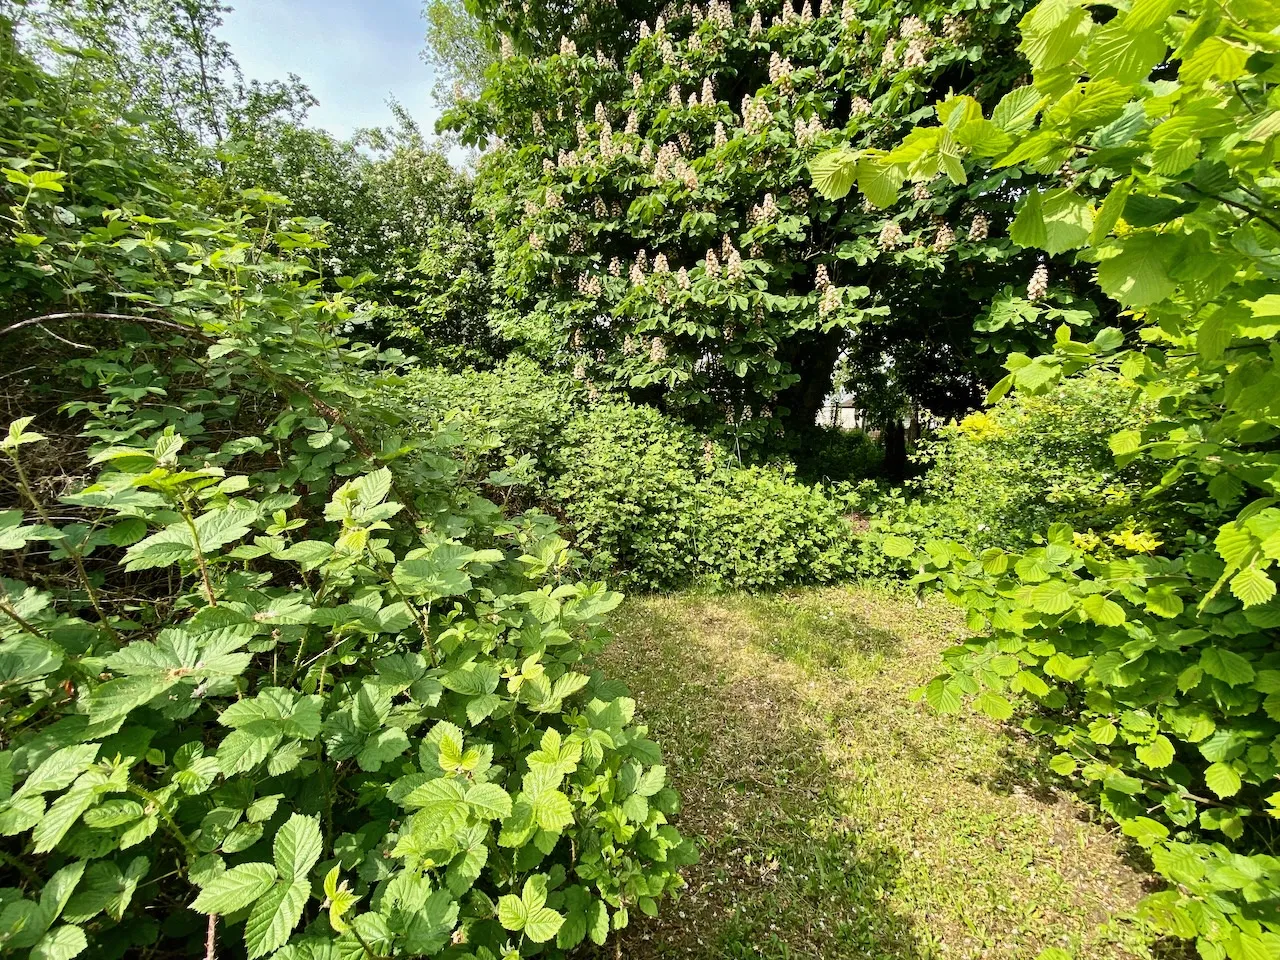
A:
0 20 692 960
813 0 1280 953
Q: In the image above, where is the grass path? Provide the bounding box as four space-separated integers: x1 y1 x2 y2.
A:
594 587 1160 960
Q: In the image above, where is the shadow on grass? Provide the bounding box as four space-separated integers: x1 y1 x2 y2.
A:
590 598 930 960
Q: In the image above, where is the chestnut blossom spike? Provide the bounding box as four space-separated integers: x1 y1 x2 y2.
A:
878 221 903 249
500 35 515 59
705 249 721 278
933 223 955 252
750 10 763 33
654 253 670 273
559 36 577 57
714 122 728 149
968 212 990 242
650 337 668 363
849 96 872 117
1028 263 1049 301
702 78 715 106
677 266 691 289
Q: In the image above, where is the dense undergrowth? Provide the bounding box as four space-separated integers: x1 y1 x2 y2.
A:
2 0 1278 955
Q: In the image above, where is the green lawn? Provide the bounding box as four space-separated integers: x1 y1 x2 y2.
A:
594 587 1160 960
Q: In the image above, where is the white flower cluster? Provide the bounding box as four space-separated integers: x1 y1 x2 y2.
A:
623 334 637 355
670 84 683 108
678 130 692 152
901 15 927 36
881 40 898 68
790 186 810 207
943 13 968 41
702 77 716 106
626 111 640 134
912 182 930 202
650 337 668 363
542 158 555 175
968 212 989 241
819 0 831 17
500 35 515 59
595 49 616 69
532 113 545 136
599 121 620 160
706 0 733 27
560 36 577 57
714 122 728 149
630 259 646 285
794 114 824 146
640 142 654 165
632 73 643 94
704 249 721 278
1028 263 1049 301
749 192 779 224
769 51 795 92
568 233 584 253
841 0 857 27
661 38 678 64
750 10 763 35
815 263 831 289
573 361 587 380
903 34 933 68
742 95 772 133
849 95 872 117
654 253 671 273
819 284 841 316
878 221 903 249
640 21 651 37
594 103 607 124
545 190 563 210
609 257 623 276
528 232 544 250
933 223 955 252
677 266 691 289
653 141 681 180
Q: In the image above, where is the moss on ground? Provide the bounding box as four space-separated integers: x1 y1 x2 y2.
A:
593 587 1160 960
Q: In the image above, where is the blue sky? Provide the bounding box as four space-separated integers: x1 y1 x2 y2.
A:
219 0 442 140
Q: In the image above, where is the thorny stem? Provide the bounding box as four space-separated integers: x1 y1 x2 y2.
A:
178 496 217 607
126 783 199 864
205 914 217 960
6 449 122 642
0 847 41 886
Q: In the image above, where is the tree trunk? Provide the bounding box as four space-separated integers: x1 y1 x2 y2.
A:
774 328 844 433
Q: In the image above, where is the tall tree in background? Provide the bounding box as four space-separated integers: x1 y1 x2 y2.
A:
442 0 1106 439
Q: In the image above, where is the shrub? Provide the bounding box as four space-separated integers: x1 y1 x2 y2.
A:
785 426 886 486
813 0 1280 953
0 29 692 960
387 364 863 590
913 369 1161 548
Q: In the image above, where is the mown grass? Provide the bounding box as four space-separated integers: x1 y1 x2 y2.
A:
593 586 1160 960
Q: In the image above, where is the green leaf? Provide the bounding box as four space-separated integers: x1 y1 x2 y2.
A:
1085 21 1166 84
976 690 1014 721
1136 735 1175 769
466 783 513 820
1097 234 1175 306
30 926 87 960
1031 580 1074 614
273 813 322 882
1200 647 1255 686
1204 761 1242 798
808 148 861 200
190 862 278 915
1082 594 1127 626
243 879 309 960
1231 566 1276 608
882 535 915 559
